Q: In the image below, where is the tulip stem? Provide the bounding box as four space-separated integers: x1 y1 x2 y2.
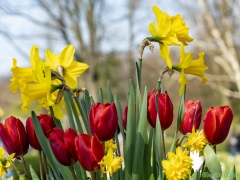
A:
10 160 21 178
70 166 78 180
38 151 44 180
90 172 96 180
20 156 29 179
162 131 166 159
213 145 217 154
43 153 49 180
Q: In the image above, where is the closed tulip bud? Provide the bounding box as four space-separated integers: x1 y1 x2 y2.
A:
37 114 56 138
203 106 233 145
0 116 29 157
121 105 128 130
50 128 78 166
89 102 118 141
179 100 202 135
147 88 174 131
26 114 56 150
75 134 104 171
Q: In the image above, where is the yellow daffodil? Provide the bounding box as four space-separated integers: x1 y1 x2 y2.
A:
9 46 42 93
0 108 4 118
105 140 117 153
45 44 89 88
148 6 193 69
162 146 192 180
172 45 208 95
20 66 54 112
0 148 15 176
184 128 208 153
98 148 122 176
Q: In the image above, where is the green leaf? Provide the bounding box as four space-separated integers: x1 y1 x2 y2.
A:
226 165 236 180
31 111 73 180
132 87 148 180
74 97 91 134
98 87 104 103
200 166 212 180
203 144 222 180
30 165 40 180
136 60 142 90
84 90 91 112
155 115 163 179
66 92 84 133
190 171 200 180
114 95 125 141
149 174 155 180
49 106 63 129
19 174 28 180
177 85 186 130
48 167 55 180
169 85 185 153
107 80 114 103
124 81 136 177
63 91 77 131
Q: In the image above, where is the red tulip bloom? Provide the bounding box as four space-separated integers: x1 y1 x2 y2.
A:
89 102 118 141
179 100 202 135
26 114 56 150
0 116 29 157
203 106 233 145
50 128 78 166
75 134 104 171
147 88 174 130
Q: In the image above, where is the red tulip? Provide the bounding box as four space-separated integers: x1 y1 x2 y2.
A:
89 102 118 141
0 116 29 157
50 128 78 166
38 114 56 138
26 114 56 150
75 134 104 171
203 106 233 145
121 105 128 130
179 100 202 135
147 88 174 130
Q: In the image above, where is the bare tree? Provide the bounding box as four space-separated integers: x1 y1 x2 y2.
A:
191 0 240 99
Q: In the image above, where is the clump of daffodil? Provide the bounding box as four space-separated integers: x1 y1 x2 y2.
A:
172 45 208 95
184 128 208 153
162 146 192 180
0 147 15 176
45 44 89 88
105 139 117 153
99 144 122 176
148 6 193 69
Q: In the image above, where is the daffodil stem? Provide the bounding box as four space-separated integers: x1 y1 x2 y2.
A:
70 166 78 180
162 131 166 159
10 160 21 178
158 66 173 83
20 156 29 179
38 151 44 180
43 153 49 180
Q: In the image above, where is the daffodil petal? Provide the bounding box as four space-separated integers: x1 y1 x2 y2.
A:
160 43 172 69
59 44 75 67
